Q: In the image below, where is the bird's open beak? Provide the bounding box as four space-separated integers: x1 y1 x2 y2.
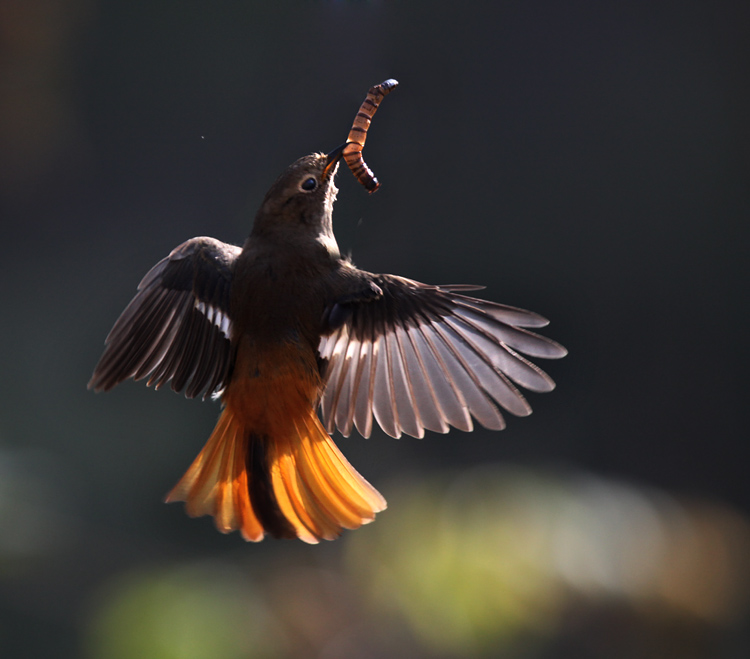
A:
323 143 346 182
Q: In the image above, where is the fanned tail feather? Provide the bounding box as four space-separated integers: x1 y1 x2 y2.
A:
165 406 386 543
166 407 264 541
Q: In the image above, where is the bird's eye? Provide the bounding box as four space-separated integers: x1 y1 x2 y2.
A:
300 177 317 192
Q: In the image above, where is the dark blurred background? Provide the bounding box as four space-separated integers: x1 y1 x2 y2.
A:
1 1 749 657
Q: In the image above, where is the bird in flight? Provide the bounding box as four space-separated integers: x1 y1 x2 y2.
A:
90 80 567 543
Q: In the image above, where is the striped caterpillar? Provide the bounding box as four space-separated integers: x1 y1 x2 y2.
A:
342 79 398 193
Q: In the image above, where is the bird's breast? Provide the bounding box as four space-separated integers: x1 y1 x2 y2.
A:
230 247 334 345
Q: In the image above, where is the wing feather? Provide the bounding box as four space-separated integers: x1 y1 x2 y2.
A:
429 320 506 431
400 325 450 434
90 236 240 399
319 272 566 438
353 339 376 438
372 334 399 438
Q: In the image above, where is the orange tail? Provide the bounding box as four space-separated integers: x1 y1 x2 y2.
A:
165 406 386 543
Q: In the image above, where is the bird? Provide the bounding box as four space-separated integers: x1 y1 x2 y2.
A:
89 80 567 544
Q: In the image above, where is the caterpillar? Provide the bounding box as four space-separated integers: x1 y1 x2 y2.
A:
342 79 398 193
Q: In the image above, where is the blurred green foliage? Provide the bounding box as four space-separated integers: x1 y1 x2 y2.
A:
85 564 275 659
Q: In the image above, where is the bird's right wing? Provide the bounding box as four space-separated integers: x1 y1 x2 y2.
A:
318 273 567 439
89 236 241 399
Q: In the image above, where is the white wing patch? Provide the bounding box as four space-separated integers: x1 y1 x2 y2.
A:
195 301 231 338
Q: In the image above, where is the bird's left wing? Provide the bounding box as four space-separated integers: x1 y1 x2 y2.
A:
89 236 241 399
318 273 567 439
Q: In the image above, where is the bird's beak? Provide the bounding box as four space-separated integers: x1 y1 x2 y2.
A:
323 143 346 182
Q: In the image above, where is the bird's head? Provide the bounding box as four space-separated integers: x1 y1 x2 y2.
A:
252 145 345 246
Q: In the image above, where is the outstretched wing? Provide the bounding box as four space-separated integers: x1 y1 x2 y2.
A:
89 236 241 399
318 274 567 439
